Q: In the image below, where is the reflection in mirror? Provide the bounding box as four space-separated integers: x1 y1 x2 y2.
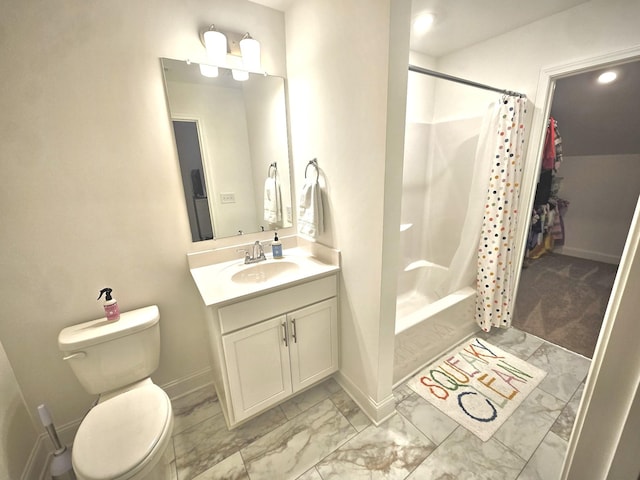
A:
161 58 293 241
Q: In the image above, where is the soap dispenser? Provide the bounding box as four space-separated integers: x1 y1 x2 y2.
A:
97 287 120 321
271 232 283 259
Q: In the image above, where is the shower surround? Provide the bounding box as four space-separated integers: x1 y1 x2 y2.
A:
394 117 486 384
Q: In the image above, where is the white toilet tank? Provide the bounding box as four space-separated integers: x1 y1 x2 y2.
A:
58 305 161 395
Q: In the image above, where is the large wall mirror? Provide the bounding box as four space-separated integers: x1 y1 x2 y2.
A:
161 58 293 241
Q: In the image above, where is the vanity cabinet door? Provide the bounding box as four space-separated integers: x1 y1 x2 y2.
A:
288 298 338 392
222 315 293 422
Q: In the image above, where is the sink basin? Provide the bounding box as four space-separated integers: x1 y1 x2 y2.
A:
231 260 300 284
189 246 341 306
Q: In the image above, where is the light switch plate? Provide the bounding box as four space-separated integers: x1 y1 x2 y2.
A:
220 192 236 204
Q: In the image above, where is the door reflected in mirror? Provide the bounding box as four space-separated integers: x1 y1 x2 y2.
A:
161 58 293 241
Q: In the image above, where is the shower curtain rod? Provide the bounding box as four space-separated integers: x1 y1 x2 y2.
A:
408 64 526 98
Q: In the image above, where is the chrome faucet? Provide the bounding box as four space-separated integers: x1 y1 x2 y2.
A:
239 240 267 264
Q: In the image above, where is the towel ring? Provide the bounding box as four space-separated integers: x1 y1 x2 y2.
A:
268 162 277 177
305 158 319 183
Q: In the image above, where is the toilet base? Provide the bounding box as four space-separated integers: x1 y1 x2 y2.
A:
134 443 174 480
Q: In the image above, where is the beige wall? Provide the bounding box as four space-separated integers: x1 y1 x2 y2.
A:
0 340 37 480
557 154 640 263
284 0 410 418
0 0 286 437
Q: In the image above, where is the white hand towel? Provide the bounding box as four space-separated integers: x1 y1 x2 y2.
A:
297 179 323 238
264 176 282 224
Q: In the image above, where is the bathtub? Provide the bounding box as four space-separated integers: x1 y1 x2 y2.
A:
393 261 478 385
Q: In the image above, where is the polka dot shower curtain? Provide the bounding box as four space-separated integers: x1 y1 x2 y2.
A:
476 95 527 332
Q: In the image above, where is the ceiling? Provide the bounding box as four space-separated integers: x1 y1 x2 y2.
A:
409 0 589 57
250 0 639 156
251 0 590 57
250 0 293 11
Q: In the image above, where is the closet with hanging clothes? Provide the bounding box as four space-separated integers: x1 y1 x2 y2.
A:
525 117 569 264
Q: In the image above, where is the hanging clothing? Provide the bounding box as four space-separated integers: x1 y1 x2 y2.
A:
542 117 563 171
526 118 567 259
534 168 553 206
542 117 556 170
476 95 528 332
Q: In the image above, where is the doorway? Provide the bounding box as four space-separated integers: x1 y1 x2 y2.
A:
172 119 214 241
511 46 640 479
512 58 640 358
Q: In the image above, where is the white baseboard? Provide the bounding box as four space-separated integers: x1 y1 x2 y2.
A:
25 368 213 480
334 371 396 426
160 367 213 401
556 246 620 265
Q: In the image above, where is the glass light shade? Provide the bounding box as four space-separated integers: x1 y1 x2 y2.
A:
240 36 261 71
232 69 249 81
199 64 219 78
203 30 227 64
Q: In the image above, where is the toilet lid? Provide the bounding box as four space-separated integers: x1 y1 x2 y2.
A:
73 384 171 480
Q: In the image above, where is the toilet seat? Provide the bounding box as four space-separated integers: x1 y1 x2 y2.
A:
72 383 173 480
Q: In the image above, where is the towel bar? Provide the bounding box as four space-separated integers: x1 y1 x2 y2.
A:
305 158 319 183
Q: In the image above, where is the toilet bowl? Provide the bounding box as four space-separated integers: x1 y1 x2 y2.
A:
58 306 174 480
72 380 173 480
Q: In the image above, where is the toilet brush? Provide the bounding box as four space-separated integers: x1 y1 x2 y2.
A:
38 404 76 480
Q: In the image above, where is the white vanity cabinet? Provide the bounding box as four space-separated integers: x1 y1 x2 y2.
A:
210 274 339 427
222 298 337 422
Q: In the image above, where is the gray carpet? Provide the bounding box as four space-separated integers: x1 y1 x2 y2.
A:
513 253 618 358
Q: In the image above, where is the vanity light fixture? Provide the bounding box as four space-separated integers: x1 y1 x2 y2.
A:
199 25 262 81
202 25 227 65
240 33 261 70
232 33 260 81
199 25 227 77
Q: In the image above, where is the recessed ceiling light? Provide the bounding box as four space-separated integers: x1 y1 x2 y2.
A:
413 13 435 34
597 71 617 84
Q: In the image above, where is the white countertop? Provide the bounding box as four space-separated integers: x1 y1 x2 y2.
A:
190 247 340 307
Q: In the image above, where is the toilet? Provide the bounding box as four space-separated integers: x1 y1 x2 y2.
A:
58 305 174 480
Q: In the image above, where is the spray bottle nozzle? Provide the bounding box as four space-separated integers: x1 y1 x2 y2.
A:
97 288 113 301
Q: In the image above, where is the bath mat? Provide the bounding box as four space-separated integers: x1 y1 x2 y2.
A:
407 337 546 441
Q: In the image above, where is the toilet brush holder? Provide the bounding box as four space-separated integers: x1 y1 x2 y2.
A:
38 404 76 480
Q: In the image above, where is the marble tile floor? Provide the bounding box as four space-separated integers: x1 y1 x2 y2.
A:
167 328 591 480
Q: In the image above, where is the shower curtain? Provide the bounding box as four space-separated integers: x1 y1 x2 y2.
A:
476 96 527 331
441 95 527 331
